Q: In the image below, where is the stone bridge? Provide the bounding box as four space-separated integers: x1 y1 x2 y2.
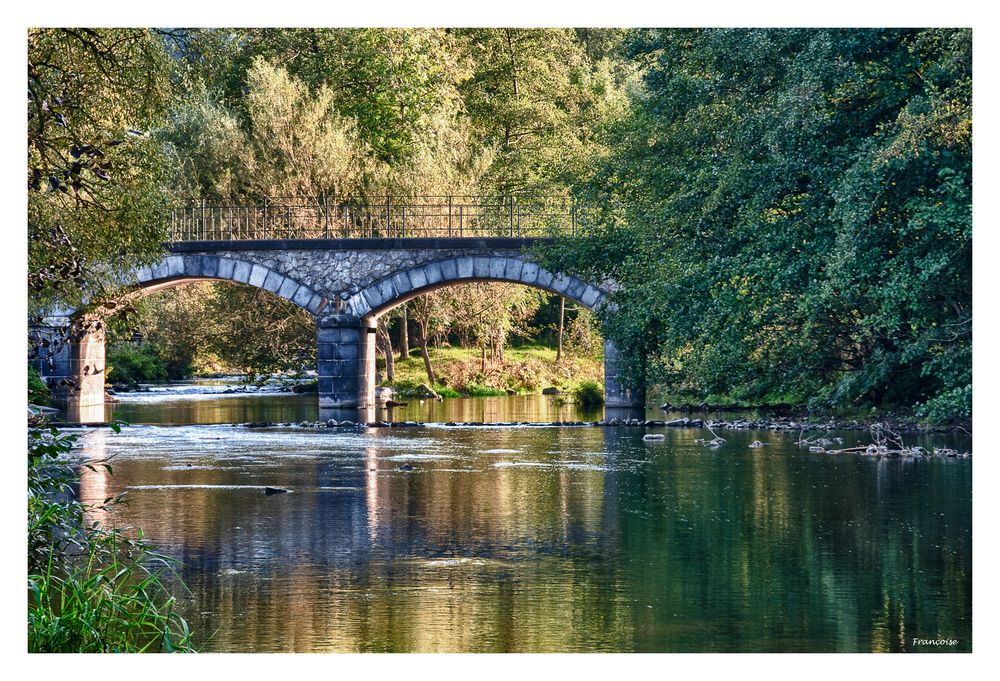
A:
35 237 644 414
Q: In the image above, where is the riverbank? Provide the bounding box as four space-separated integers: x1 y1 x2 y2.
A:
381 345 603 398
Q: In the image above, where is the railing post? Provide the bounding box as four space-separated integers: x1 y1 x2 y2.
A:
509 196 514 237
323 196 330 239
448 195 453 237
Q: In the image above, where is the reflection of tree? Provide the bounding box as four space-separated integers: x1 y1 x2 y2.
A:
84 426 971 652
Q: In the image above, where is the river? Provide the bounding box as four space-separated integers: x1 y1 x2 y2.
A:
61 379 972 652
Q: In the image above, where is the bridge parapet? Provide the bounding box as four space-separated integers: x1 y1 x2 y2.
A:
170 196 583 241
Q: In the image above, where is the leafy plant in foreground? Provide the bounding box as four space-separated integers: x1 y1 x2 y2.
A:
28 424 194 653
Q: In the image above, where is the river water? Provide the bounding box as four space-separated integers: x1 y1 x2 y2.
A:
64 380 972 652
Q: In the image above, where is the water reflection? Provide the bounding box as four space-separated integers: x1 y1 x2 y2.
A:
73 421 972 652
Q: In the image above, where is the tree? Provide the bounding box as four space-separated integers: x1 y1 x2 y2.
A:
543 28 971 418
455 28 629 197
28 29 174 314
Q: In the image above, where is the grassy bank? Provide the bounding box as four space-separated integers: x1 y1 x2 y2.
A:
381 345 602 398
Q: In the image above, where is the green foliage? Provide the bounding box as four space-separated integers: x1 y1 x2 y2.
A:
106 281 316 381
28 366 50 405
28 28 173 314
544 28 971 419
28 425 194 652
572 380 605 406
106 343 169 384
383 345 602 397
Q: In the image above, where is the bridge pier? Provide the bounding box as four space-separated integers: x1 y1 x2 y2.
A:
30 317 107 412
603 340 646 409
316 314 377 409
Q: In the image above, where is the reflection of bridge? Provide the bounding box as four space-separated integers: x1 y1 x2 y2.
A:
34 211 644 414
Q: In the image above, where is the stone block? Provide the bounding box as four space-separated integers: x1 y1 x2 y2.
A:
335 343 360 360
566 278 586 301
423 261 443 285
201 256 220 278
318 359 348 377
318 343 337 360
520 262 540 284
504 258 524 280
347 297 368 317
489 257 506 279
232 260 252 283
581 285 601 309
376 278 398 305
166 256 186 277
391 271 412 295
456 256 474 278
535 268 554 289
473 257 491 278
248 264 268 288
440 258 459 280
278 277 299 299
183 255 204 278
408 266 427 290
317 377 334 394
263 270 284 294
362 286 385 309
317 327 345 344
217 257 236 280
151 259 170 280
134 266 153 283
552 274 571 294
292 285 314 308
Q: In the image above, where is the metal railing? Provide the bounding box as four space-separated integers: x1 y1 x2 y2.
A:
169 195 583 241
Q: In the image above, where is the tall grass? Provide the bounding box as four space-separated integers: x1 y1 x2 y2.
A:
28 425 194 653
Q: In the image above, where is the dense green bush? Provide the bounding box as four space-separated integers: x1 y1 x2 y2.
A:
573 380 605 406
28 424 194 652
106 343 168 384
28 365 50 405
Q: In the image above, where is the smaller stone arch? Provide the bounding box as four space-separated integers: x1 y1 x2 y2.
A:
35 254 328 412
314 255 642 412
344 255 607 318
131 255 328 315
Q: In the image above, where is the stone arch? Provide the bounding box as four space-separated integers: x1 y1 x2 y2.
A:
36 254 328 412
344 255 607 318
315 255 642 412
130 254 328 315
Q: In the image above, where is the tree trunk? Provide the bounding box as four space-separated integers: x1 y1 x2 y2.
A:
398 305 410 361
416 321 435 386
377 324 394 383
556 296 565 362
